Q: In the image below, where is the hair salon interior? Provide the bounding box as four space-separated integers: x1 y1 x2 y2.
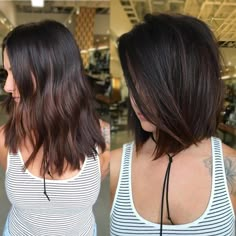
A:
0 0 236 235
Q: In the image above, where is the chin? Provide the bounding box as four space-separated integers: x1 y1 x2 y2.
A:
140 120 156 133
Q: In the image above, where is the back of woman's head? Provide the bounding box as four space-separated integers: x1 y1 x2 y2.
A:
3 20 86 101
2 20 105 174
118 13 224 157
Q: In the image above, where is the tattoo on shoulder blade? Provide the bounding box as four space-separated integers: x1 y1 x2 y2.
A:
203 157 212 175
223 157 236 196
203 156 236 196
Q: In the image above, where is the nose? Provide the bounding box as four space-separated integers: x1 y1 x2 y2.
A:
4 76 15 94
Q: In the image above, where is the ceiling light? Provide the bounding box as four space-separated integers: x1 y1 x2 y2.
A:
76 7 80 15
31 0 44 8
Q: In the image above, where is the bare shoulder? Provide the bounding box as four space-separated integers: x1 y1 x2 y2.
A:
98 119 110 180
110 148 123 207
222 142 236 155
99 149 110 180
0 125 5 144
99 119 110 151
111 148 123 178
0 125 8 170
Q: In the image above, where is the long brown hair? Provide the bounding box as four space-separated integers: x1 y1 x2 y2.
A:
118 13 224 158
2 20 105 175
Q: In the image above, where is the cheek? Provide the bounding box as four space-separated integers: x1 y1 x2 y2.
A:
15 87 20 95
13 81 20 95
140 120 156 133
13 83 20 100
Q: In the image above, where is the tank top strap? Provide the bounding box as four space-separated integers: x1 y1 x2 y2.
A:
211 137 235 217
110 142 134 215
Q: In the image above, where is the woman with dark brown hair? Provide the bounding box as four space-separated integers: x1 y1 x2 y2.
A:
0 20 109 236
111 13 236 235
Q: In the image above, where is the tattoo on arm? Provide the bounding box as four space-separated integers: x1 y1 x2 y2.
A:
204 156 236 196
101 123 110 151
223 157 236 196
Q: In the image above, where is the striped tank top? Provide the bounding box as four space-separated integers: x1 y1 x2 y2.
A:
5 150 100 236
110 137 235 235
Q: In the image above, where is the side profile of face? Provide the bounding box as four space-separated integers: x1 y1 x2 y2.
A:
130 96 156 133
3 49 20 103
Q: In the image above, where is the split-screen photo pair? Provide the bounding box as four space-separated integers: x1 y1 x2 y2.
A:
0 0 236 235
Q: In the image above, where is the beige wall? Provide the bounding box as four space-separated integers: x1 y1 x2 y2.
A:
221 48 236 66
0 1 16 25
110 0 132 100
94 14 109 35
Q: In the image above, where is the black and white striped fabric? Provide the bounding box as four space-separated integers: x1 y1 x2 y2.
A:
5 150 100 236
111 137 235 235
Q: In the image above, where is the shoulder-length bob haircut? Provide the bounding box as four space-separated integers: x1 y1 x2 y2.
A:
2 20 105 175
118 13 224 158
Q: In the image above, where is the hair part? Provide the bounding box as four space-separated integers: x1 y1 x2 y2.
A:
118 13 224 158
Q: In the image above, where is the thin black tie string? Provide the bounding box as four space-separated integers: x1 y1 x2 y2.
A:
160 153 174 236
43 174 50 201
150 134 174 234
166 154 174 225
43 158 51 201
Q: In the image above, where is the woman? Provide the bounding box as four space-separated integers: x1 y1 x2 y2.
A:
0 20 109 236
111 13 236 235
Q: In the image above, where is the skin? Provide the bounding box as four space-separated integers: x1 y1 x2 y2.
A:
99 119 110 180
0 49 110 180
111 97 236 225
130 96 156 132
3 49 20 103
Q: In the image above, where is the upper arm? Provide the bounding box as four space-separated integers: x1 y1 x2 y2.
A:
98 119 110 180
99 119 110 151
110 148 123 208
99 149 110 180
222 144 236 212
0 126 8 171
